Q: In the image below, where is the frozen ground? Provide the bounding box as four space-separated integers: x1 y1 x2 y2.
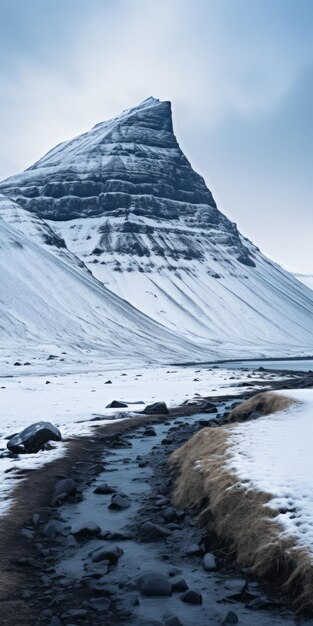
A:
228 389 313 556
0 361 279 515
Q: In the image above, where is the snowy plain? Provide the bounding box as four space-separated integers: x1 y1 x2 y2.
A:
0 362 279 515
228 390 313 557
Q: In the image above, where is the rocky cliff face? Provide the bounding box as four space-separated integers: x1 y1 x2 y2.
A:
1 97 313 356
0 97 255 269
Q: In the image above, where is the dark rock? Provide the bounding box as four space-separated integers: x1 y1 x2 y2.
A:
143 402 169 415
163 507 176 522
198 419 211 428
222 611 239 625
137 572 172 596
171 577 188 592
20 528 34 540
161 437 173 445
43 519 71 538
92 545 123 564
7 421 62 454
168 567 181 577
140 521 171 541
180 589 202 604
143 427 157 436
202 401 216 410
108 493 130 510
185 543 203 556
100 530 133 541
94 482 116 494
14 362 22 366
106 400 128 408
72 520 101 538
53 477 77 502
248 596 279 609
203 552 217 571
104 380 112 384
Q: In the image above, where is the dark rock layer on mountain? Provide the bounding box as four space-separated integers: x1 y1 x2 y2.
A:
0 97 254 268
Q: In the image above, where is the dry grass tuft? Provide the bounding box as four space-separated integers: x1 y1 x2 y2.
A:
169 422 313 613
228 391 296 422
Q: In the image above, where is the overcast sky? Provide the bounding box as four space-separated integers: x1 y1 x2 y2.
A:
0 0 312 272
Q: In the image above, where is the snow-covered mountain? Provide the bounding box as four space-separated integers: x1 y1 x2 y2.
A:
0 194 214 362
294 274 313 292
1 96 313 359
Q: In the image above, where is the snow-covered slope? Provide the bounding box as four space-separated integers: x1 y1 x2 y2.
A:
0 195 214 362
294 274 313 292
1 97 313 357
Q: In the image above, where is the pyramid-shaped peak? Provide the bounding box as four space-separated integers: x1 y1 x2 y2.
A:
102 96 173 133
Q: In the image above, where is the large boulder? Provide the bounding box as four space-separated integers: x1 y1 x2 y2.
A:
137 572 172 596
143 402 169 415
7 421 62 453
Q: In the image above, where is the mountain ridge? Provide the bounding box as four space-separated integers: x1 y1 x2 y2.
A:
1 97 313 358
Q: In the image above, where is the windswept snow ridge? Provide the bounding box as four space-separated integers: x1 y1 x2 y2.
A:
1 97 313 359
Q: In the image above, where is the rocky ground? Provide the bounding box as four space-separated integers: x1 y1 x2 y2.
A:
2 369 313 626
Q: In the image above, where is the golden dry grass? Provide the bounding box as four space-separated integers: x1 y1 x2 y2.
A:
228 391 296 422
169 419 313 613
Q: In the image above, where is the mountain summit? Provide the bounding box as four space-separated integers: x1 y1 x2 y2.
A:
1 98 313 356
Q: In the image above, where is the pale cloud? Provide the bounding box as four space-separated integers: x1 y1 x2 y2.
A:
1 0 310 178
1 0 312 272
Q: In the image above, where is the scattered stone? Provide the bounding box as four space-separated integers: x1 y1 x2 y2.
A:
142 427 157 437
248 596 279 610
108 493 130 510
72 520 101 538
106 400 128 408
185 543 203 556
94 482 116 495
100 530 132 541
43 519 71 539
163 507 176 522
168 567 181 577
53 478 77 502
180 589 202 604
20 528 35 540
143 402 169 415
203 552 217 571
171 577 188 592
137 572 172 596
222 611 239 625
7 421 62 454
92 545 123 564
140 521 171 541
